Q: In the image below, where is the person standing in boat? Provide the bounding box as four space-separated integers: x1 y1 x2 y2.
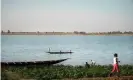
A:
70 50 72 54
109 53 120 76
49 48 51 52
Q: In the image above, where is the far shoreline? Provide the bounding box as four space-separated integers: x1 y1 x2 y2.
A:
1 34 133 36
1 31 133 36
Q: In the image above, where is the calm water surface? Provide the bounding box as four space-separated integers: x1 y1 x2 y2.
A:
1 35 133 65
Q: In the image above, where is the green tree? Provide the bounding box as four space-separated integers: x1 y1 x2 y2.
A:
1 30 4 33
8 30 10 33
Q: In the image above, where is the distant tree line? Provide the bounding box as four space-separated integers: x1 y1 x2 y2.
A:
1 30 11 33
1 30 4 33
74 31 86 34
1 30 133 35
74 31 133 34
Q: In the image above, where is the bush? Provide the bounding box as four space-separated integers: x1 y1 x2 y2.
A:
1 65 133 79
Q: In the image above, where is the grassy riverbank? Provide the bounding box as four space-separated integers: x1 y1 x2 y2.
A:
1 64 133 80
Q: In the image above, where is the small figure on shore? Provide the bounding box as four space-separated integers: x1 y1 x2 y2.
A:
91 60 96 65
85 62 90 68
109 53 120 77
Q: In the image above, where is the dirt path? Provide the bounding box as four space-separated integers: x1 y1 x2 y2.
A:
63 76 133 80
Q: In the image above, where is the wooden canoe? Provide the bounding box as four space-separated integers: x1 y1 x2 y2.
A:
47 51 73 54
1 58 70 66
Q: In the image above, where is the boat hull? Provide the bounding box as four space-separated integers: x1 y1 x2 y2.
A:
1 58 69 66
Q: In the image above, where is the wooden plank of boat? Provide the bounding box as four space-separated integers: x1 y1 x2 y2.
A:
1 58 70 66
47 51 73 54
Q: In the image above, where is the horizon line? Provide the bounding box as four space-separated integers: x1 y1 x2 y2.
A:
1 30 133 33
1 31 133 33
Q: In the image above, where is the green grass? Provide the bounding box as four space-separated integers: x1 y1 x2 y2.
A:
1 64 133 80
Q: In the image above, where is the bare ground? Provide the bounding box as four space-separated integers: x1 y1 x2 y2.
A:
62 76 133 80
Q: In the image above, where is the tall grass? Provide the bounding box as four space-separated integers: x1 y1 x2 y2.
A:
1 64 133 80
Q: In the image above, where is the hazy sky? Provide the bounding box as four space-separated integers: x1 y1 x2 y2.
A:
1 0 133 32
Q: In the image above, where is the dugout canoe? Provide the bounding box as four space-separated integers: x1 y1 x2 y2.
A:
1 58 70 66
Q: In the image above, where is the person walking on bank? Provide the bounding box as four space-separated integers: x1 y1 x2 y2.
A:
109 53 120 77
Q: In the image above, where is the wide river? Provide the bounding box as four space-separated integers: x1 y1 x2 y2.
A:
1 35 133 65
